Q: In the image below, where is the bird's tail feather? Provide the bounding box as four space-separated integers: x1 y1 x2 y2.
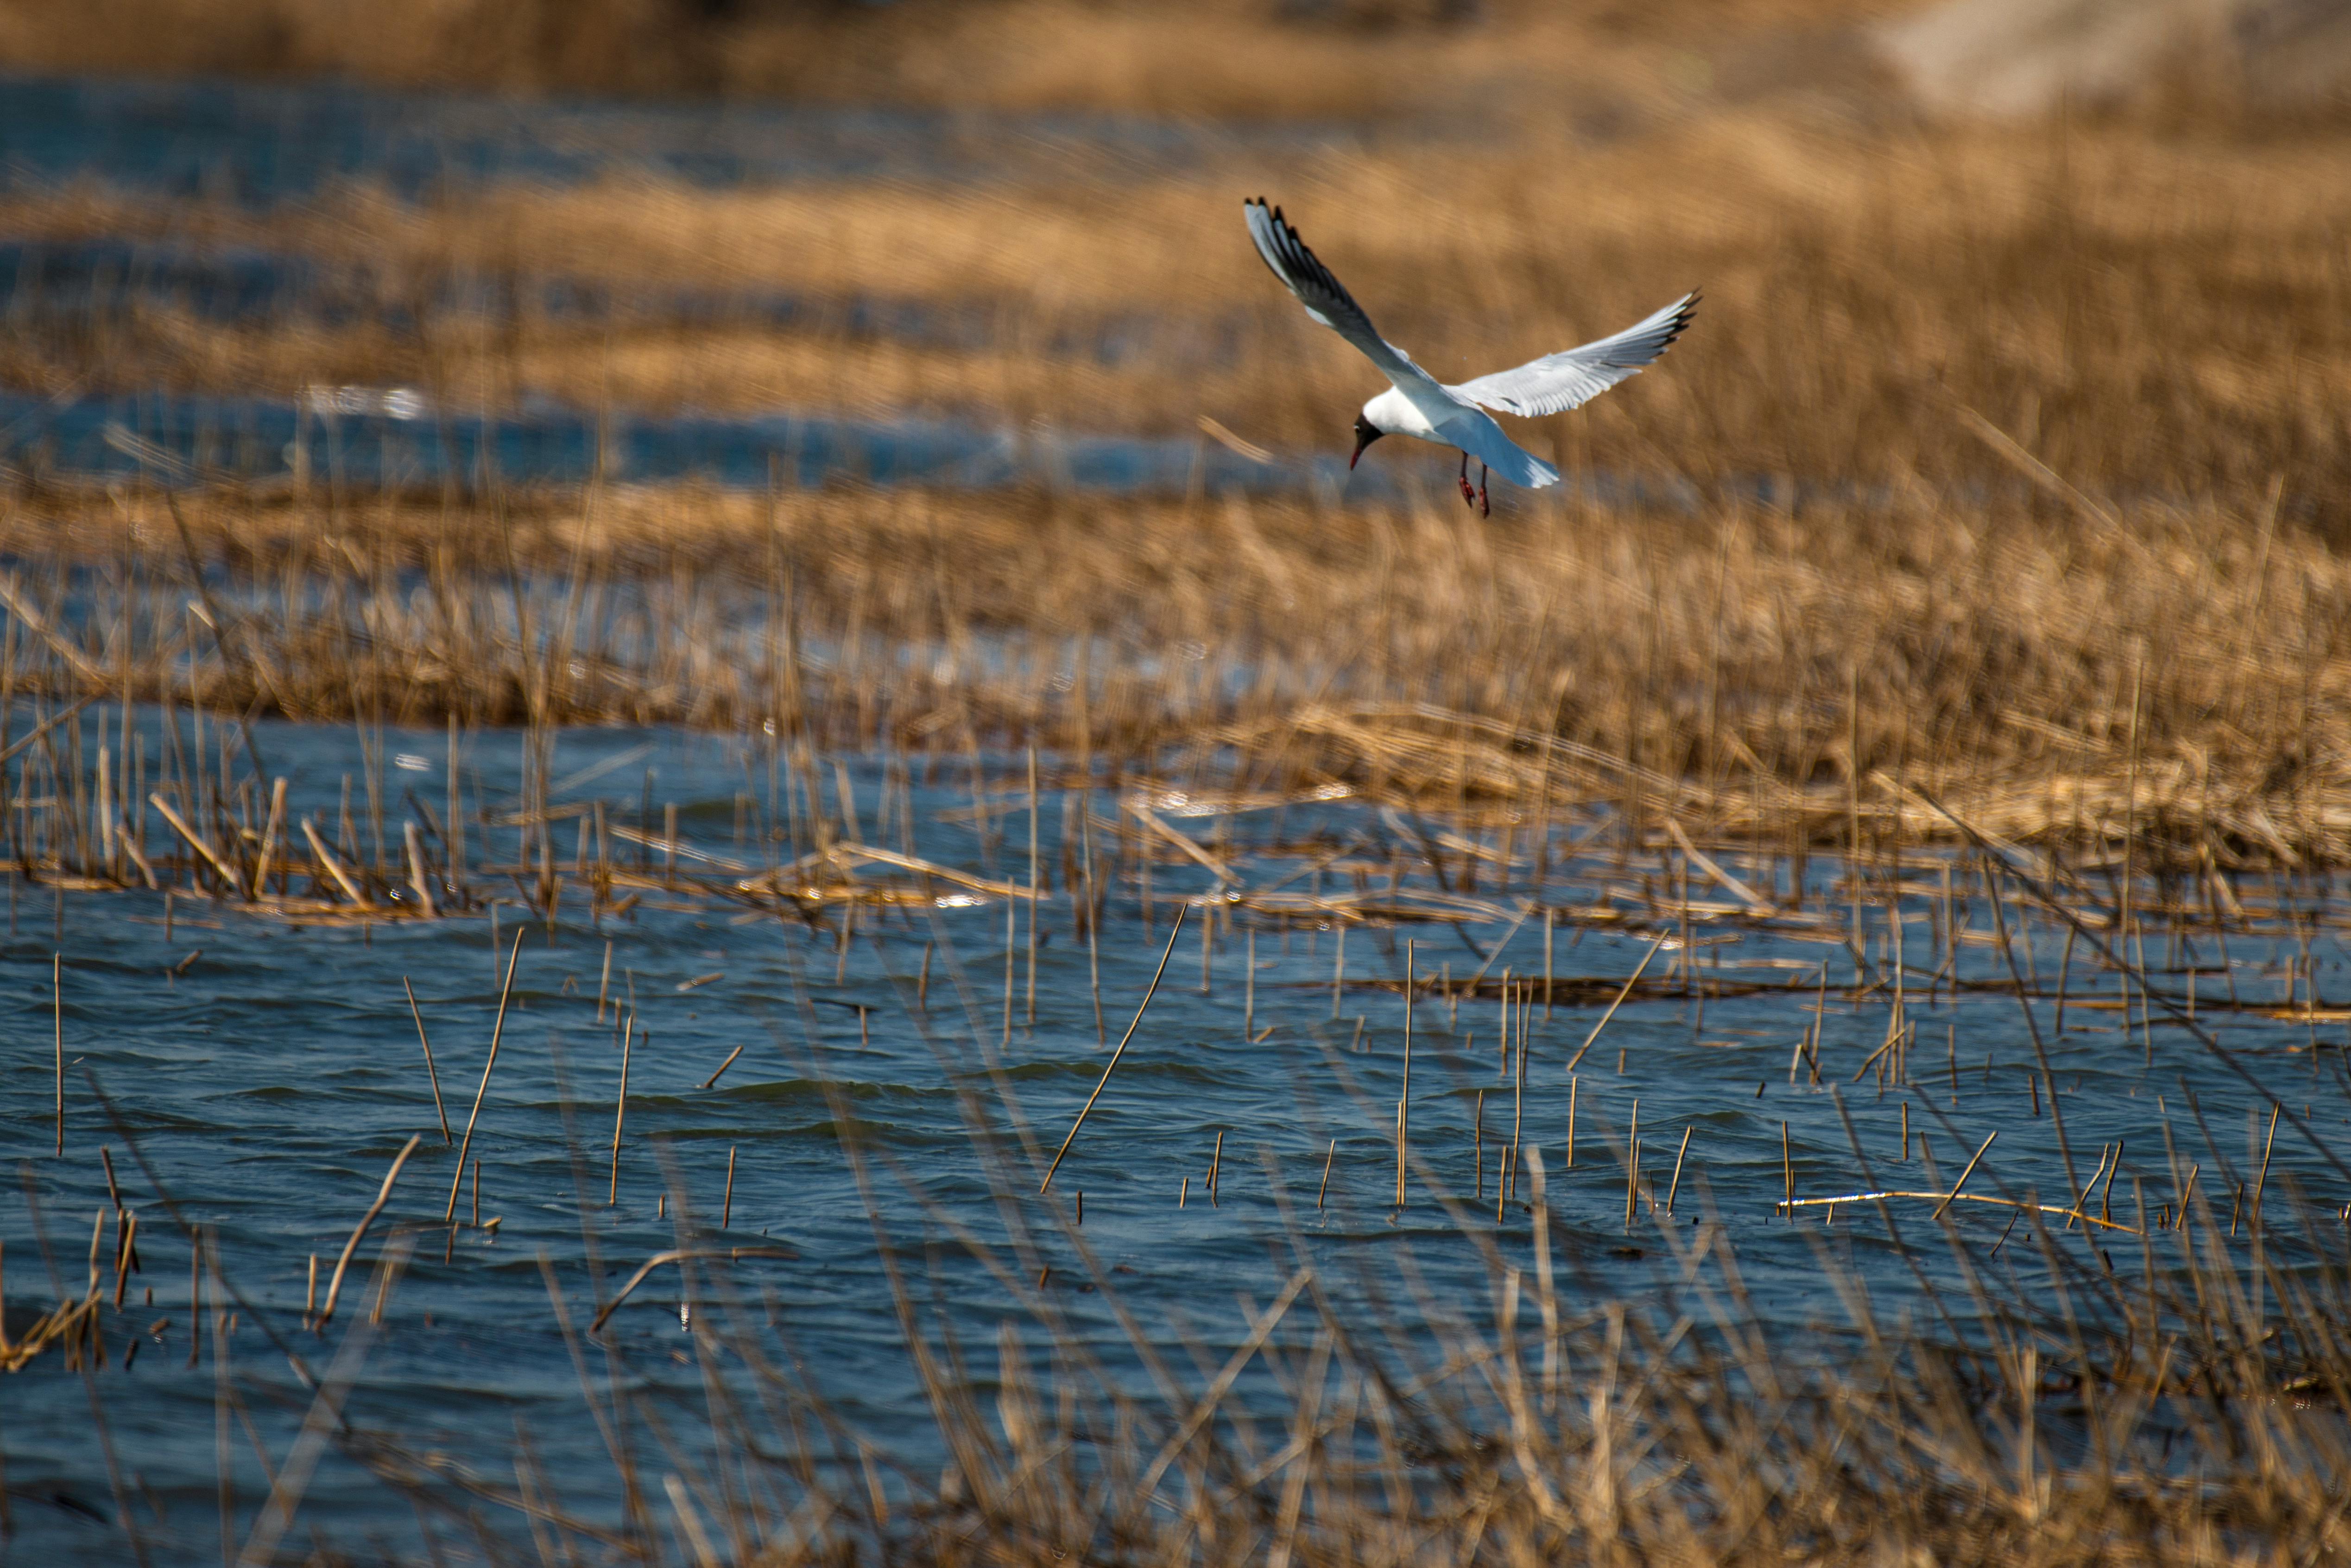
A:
1483 440 1559 489
1452 411 1558 490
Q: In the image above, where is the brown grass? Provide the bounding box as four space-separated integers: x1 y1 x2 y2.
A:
0 0 1905 118
3 466 2345 868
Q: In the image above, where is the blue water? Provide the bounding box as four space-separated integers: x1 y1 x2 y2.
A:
0 73 1359 206
0 235 1225 372
1 706 2345 1560
0 383 1371 499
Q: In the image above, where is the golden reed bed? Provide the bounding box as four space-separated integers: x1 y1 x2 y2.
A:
0 467 2343 870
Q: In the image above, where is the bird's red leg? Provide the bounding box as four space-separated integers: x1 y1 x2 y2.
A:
1477 463 1490 518
1458 452 1477 508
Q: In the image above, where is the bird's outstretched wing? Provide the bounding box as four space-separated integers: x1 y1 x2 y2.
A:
1244 198 1456 415
1451 292 1699 419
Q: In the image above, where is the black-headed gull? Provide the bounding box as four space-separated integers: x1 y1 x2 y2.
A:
1245 197 1697 515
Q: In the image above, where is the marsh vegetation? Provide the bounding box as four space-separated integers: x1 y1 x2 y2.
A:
3 9 2350 1562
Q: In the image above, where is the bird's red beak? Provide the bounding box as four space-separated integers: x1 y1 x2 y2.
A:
1349 430 1371 470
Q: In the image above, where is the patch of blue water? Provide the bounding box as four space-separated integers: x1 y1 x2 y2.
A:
0 382 1384 499
0 237 1209 374
0 708 2345 1559
0 383 1735 508
0 73 1361 207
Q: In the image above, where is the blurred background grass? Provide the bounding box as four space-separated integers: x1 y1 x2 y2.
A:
0 0 2344 506
0 0 1896 113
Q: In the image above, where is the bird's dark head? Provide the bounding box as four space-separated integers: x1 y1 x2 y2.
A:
1349 412 1385 470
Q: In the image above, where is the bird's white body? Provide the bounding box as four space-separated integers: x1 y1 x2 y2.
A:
1242 197 1696 503
1360 385 1561 489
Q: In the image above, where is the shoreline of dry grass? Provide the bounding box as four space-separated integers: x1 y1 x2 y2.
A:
1 472 2344 868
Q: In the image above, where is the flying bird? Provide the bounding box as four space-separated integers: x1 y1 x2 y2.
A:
1244 197 1696 515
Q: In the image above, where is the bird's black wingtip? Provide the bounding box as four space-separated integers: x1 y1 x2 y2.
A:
1249 197 1291 230
1661 289 1701 347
